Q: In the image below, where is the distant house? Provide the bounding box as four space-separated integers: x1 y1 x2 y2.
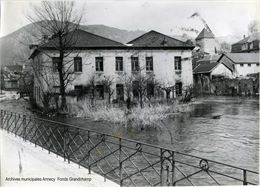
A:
218 53 259 77
3 65 24 90
29 29 194 106
231 32 260 53
195 28 220 55
193 55 234 79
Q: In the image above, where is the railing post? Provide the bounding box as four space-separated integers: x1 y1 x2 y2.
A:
63 126 67 162
88 131 91 174
23 115 26 141
243 170 247 185
48 126 51 154
14 114 17 137
160 148 163 186
7 112 12 133
119 138 122 187
171 151 175 186
0 110 3 129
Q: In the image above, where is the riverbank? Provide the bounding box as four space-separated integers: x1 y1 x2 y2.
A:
0 130 118 187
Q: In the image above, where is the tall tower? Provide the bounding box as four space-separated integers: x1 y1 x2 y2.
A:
195 28 219 55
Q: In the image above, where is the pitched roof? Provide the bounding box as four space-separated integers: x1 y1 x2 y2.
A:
29 29 194 59
197 54 221 64
195 28 215 40
193 61 219 74
232 32 260 45
41 29 126 48
127 30 194 48
224 53 259 64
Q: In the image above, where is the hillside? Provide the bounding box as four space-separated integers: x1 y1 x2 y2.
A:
0 22 242 66
0 23 145 66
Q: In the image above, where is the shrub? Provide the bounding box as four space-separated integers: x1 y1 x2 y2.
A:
67 98 192 129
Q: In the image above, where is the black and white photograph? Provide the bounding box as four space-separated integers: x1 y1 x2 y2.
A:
0 0 259 186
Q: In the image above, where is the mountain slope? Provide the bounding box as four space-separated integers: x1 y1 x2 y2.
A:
0 23 145 66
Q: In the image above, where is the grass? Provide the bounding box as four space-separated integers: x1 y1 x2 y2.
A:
67 99 192 129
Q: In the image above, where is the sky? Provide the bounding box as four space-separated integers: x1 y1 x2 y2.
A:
0 0 259 38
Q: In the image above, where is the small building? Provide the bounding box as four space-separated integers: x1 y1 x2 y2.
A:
193 53 260 95
231 32 260 53
2 65 24 90
29 29 194 107
218 53 259 77
193 55 234 79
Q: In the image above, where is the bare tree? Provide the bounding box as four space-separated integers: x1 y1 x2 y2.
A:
158 80 174 103
248 20 260 34
219 42 231 53
28 1 83 110
121 70 155 108
102 76 114 105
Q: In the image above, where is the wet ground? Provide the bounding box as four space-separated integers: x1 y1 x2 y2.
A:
0 96 259 172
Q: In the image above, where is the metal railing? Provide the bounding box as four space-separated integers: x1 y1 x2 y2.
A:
0 109 258 186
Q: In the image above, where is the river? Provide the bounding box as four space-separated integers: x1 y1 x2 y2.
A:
0 96 259 180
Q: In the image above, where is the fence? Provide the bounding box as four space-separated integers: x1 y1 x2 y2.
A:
0 109 258 186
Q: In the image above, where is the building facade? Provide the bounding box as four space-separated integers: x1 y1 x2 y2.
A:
219 53 259 77
29 30 194 106
231 33 260 53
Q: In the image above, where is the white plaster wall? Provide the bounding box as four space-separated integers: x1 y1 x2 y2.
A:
235 64 260 77
33 49 193 100
211 63 233 78
196 38 220 55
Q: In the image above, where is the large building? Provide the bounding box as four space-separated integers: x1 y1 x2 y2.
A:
29 29 194 106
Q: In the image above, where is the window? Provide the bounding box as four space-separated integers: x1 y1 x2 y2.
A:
74 85 83 95
95 57 103 71
132 81 139 97
175 82 182 96
257 64 259 67
115 57 123 71
116 84 124 101
250 43 253 49
240 64 244 67
241 43 248 50
146 57 153 71
96 85 104 99
52 57 60 72
174 56 182 71
131 57 139 71
74 57 82 72
248 64 251 67
147 83 154 97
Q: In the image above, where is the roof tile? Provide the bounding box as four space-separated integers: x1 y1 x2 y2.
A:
127 30 193 48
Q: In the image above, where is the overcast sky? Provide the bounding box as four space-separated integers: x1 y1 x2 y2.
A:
0 0 259 38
